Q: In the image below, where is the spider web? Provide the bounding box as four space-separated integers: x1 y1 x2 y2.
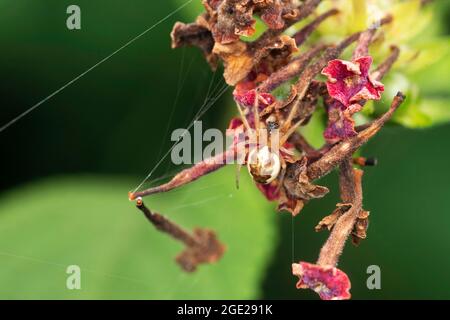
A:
130 63 230 194
0 0 233 298
0 0 196 134
0 0 292 299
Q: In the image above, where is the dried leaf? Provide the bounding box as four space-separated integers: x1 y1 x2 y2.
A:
315 203 351 232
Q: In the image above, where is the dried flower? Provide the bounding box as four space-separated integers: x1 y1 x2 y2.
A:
130 0 410 300
322 56 384 106
292 262 351 300
322 56 385 142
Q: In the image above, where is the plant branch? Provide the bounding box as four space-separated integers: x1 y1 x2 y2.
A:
135 198 225 272
317 165 363 266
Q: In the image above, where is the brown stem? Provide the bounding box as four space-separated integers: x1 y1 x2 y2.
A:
136 198 198 247
317 166 363 266
282 31 362 131
372 46 400 81
130 148 236 200
288 131 320 156
293 9 339 47
307 92 405 181
135 198 226 272
257 44 328 93
353 15 393 60
339 157 357 203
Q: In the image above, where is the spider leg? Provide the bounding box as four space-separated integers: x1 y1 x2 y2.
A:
253 92 261 132
236 103 252 133
235 164 242 190
276 156 287 193
280 118 306 146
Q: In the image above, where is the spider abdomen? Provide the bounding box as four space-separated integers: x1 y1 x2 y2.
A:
247 146 281 184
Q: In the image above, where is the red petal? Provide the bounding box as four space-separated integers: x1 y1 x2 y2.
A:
322 56 383 107
233 89 275 109
350 77 384 103
256 182 280 201
228 118 243 130
324 101 357 143
292 262 351 300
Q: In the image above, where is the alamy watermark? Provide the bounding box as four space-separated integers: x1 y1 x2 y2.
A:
366 265 381 290
170 121 281 166
66 5 81 30
66 265 81 290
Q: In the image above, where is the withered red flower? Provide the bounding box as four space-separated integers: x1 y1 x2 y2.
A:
228 117 244 130
323 100 358 142
292 262 351 300
234 89 276 109
322 56 384 107
321 56 384 142
233 74 276 110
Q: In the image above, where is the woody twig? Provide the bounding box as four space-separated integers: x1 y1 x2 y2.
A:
136 198 225 272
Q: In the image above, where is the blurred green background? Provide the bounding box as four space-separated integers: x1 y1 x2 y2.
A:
0 0 449 299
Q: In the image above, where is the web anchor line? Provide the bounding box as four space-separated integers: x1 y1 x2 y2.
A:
131 82 229 194
0 0 194 134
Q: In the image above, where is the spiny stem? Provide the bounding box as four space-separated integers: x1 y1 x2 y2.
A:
288 131 320 156
135 198 226 272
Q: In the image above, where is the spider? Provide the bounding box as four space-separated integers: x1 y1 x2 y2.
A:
128 85 306 206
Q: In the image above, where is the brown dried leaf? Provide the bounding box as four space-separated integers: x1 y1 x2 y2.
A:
176 228 226 272
277 186 305 216
315 203 352 232
352 210 370 246
171 21 218 69
284 157 329 204
214 34 297 85
213 41 254 85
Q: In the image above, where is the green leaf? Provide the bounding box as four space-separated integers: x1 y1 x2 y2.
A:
392 101 432 128
410 49 450 96
418 98 450 126
0 167 276 299
386 0 432 43
402 37 450 75
350 0 368 33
